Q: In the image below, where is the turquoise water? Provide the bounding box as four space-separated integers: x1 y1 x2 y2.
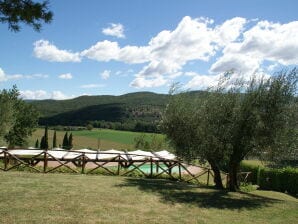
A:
121 163 184 174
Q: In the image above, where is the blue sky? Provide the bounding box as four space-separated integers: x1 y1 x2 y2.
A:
0 0 297 99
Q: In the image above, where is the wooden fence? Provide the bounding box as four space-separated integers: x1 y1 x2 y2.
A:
0 148 230 186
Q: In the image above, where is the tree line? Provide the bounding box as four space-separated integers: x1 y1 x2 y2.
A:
36 127 73 150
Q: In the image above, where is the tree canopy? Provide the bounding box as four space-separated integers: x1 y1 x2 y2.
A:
0 0 53 32
161 69 298 191
0 86 39 147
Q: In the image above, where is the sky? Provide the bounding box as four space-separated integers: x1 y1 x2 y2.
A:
0 0 297 100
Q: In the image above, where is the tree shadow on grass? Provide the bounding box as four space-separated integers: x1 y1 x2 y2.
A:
116 178 280 210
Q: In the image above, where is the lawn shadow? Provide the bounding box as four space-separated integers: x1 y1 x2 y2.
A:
117 177 280 210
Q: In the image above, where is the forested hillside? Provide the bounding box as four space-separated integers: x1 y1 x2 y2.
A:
29 92 170 132
29 91 204 133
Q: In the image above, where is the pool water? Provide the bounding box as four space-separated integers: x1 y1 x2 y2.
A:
121 163 184 174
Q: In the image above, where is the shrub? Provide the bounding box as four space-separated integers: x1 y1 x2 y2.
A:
240 163 298 196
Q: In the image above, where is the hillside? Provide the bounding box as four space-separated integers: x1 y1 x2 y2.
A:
29 92 169 132
30 91 168 117
29 91 205 132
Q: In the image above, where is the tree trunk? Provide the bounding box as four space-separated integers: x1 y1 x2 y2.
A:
209 160 224 189
228 161 240 191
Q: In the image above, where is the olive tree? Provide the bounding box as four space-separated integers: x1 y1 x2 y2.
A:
161 69 297 191
0 86 39 147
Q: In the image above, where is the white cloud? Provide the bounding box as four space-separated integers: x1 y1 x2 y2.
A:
58 73 73 80
210 20 298 76
33 40 81 62
100 70 111 80
51 91 74 100
20 90 48 100
81 40 120 62
32 17 298 89
102 23 125 38
130 76 167 88
20 90 75 100
185 73 220 89
0 67 48 82
80 84 105 89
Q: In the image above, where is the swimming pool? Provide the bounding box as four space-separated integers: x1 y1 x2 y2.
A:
119 163 184 174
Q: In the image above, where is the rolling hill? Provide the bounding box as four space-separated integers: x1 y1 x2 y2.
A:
29 91 205 132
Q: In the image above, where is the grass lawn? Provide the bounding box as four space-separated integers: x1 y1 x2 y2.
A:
74 128 166 146
0 172 297 224
29 128 167 150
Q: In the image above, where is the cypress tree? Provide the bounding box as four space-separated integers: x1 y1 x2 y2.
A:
35 139 39 148
40 136 45 149
62 132 69 150
44 126 49 149
53 130 57 148
68 133 73 150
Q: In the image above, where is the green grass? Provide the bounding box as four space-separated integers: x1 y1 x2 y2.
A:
29 128 167 150
74 128 165 146
242 160 268 168
0 172 297 224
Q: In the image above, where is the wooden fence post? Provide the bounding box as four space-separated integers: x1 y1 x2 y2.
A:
207 169 210 186
117 154 120 175
4 149 8 171
178 162 182 180
81 153 86 174
43 150 48 173
149 158 153 177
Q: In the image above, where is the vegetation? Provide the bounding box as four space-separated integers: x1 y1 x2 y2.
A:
0 86 39 147
0 0 53 32
241 162 298 196
0 172 297 224
29 92 181 133
161 69 298 191
29 128 168 150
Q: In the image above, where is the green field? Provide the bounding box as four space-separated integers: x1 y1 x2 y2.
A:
29 128 167 150
0 172 297 224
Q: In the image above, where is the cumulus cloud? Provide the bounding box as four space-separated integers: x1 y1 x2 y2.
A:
210 20 298 76
20 90 48 100
58 73 73 79
81 40 120 62
20 90 75 100
33 40 81 62
100 70 111 80
102 23 125 38
185 73 220 89
33 17 298 89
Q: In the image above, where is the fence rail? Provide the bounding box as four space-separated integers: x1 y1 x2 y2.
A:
0 148 229 186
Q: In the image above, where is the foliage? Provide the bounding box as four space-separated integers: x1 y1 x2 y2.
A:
161 69 298 191
35 139 39 148
86 123 93 131
62 132 69 149
0 0 53 32
134 133 165 150
52 130 57 148
68 132 73 149
0 86 39 147
240 163 298 196
31 92 191 133
39 126 49 149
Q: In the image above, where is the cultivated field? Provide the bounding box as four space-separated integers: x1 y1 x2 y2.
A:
0 172 297 224
29 128 167 150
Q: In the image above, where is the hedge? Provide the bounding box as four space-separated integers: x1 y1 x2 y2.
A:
240 163 298 196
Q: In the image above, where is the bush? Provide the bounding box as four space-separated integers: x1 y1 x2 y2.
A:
240 163 298 196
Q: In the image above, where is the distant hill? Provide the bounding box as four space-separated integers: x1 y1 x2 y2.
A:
30 91 168 117
29 91 204 132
